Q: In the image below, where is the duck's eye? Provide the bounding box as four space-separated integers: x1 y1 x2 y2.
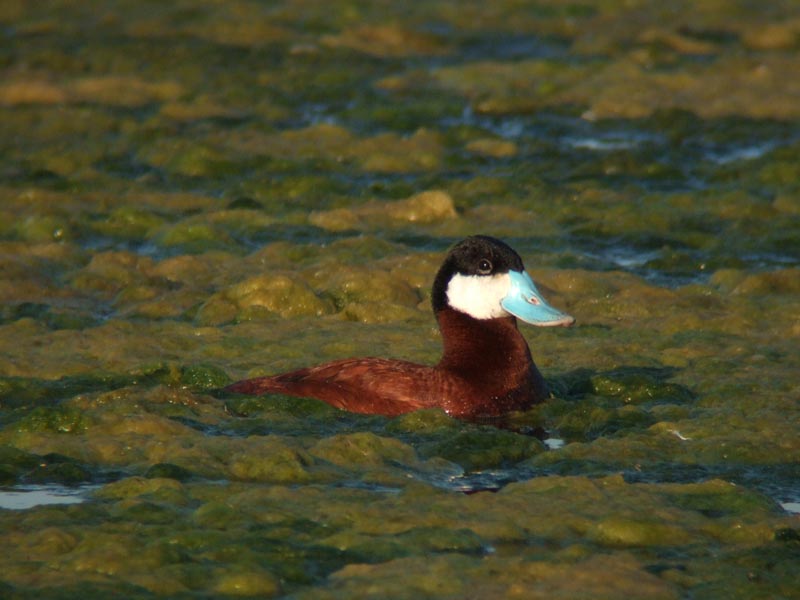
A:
477 259 492 275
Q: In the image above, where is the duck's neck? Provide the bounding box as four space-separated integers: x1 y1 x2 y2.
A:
435 308 535 388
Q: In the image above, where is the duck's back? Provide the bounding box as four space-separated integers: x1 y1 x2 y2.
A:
225 352 545 418
225 358 448 417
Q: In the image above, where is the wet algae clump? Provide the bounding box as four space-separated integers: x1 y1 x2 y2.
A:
1 0 800 598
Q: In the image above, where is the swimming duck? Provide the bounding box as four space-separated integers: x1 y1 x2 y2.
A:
225 235 574 419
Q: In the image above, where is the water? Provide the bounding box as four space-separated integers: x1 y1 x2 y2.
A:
782 502 800 515
1 1 799 598
0 484 96 510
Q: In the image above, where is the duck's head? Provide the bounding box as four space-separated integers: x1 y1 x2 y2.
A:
432 235 575 327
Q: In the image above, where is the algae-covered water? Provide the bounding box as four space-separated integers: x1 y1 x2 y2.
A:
1 1 799 598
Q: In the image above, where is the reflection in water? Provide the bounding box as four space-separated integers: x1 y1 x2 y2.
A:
0 484 97 510
543 437 565 450
780 502 800 515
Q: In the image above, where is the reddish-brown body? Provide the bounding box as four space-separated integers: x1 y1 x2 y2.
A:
225 308 547 418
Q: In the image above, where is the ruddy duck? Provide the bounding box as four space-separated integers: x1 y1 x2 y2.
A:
225 235 574 418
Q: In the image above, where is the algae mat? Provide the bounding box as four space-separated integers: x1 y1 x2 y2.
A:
1 1 799 598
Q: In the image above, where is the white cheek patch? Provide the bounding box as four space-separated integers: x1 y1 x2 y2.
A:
446 273 511 320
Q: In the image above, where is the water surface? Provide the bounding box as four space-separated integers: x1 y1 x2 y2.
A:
1 1 798 598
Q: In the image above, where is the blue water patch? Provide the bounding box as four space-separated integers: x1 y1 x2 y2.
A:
0 484 98 510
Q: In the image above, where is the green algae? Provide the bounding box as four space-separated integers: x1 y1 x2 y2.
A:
589 369 695 405
143 462 193 482
198 272 336 326
1 0 799 597
418 428 544 472
309 190 458 232
178 364 231 391
0 445 41 484
4 474 789 598
14 405 93 434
